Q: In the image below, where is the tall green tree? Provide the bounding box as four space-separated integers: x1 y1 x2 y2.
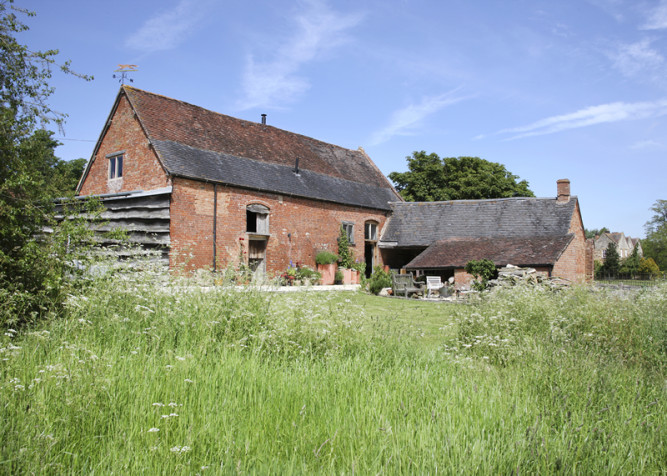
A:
601 242 620 277
1 0 92 327
388 152 534 202
642 199 667 271
621 243 640 275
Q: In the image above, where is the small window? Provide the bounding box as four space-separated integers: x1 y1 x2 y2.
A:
342 222 354 244
109 155 124 179
246 204 269 234
365 222 378 241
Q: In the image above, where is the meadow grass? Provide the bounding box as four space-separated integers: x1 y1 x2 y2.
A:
0 277 665 474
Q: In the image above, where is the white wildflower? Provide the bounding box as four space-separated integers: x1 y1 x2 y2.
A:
184 378 193 383
175 356 185 361
153 402 165 407
148 428 160 433
170 445 191 453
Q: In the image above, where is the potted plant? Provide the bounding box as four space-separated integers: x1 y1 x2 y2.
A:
281 266 297 286
315 250 338 285
296 265 321 285
350 260 366 285
334 269 344 285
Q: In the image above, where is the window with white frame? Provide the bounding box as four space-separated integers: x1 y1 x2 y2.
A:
365 221 378 241
342 221 354 244
108 154 124 179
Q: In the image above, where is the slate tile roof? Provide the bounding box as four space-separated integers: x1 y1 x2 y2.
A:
122 87 399 210
404 235 574 269
380 198 577 247
153 140 398 210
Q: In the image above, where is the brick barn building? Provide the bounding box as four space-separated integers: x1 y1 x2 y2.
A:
77 87 591 285
77 86 401 275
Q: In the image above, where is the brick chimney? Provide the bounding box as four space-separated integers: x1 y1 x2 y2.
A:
557 179 570 202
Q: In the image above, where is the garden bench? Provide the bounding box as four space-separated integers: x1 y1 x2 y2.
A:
391 272 423 297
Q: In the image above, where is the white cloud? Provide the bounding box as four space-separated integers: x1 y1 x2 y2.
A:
609 39 664 78
630 139 664 150
237 0 363 110
368 91 471 145
498 100 667 140
642 0 667 30
125 0 208 53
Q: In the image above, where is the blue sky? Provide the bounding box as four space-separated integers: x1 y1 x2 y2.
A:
18 0 667 238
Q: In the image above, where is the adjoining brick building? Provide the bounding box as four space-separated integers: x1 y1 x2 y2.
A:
77 86 401 275
77 87 591 285
379 179 593 286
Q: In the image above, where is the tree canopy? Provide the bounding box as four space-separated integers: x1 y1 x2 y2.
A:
585 227 609 239
642 199 667 271
388 152 534 202
600 242 620 277
1 1 92 327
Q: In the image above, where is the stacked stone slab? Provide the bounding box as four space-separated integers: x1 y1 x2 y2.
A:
488 264 570 289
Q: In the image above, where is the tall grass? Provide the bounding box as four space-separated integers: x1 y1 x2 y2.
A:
1 277 665 473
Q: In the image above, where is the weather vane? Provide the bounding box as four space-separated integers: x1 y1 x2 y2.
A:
113 64 138 84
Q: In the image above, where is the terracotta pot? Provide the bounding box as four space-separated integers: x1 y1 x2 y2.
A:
317 263 337 285
341 268 358 285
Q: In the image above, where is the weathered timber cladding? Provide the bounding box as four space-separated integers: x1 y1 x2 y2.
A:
55 189 171 267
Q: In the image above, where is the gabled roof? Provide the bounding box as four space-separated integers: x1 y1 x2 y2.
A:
380 197 577 247
405 235 573 269
94 86 400 210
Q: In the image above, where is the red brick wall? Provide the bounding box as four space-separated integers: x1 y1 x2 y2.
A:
79 94 169 196
552 200 590 283
169 177 390 274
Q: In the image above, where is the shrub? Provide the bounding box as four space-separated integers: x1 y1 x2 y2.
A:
639 257 660 277
295 266 321 283
334 270 344 284
367 266 392 295
464 259 497 291
315 250 338 265
351 260 366 276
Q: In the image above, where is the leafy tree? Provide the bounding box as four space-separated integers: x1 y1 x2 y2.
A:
388 152 534 202
1 1 92 327
585 227 609 239
642 199 667 271
464 259 497 291
638 257 660 277
601 242 620 277
620 243 640 275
